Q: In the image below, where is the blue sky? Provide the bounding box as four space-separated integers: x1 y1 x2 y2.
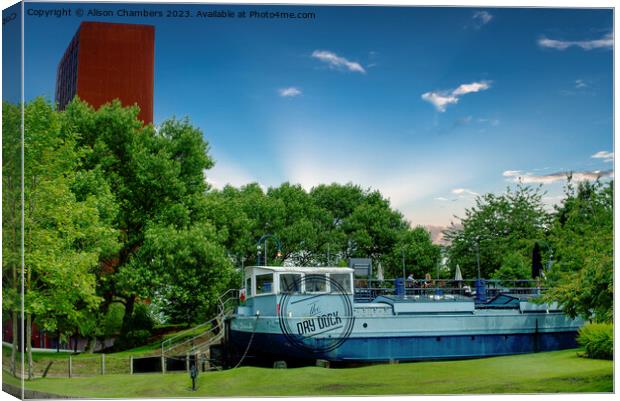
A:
15 2 614 228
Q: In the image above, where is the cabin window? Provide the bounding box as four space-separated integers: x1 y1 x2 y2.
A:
305 274 328 293
331 273 352 294
245 277 252 297
280 274 301 294
256 273 274 295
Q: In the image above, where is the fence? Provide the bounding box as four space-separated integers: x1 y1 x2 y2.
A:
2 353 131 378
353 278 546 302
2 352 219 379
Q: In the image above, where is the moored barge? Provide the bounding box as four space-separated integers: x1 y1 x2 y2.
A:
226 265 583 364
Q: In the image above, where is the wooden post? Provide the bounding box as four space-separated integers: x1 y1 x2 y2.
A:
161 354 166 374
101 354 105 375
68 355 72 378
186 353 190 373
130 356 133 375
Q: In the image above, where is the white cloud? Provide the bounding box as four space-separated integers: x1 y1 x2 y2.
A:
311 50 366 74
575 79 588 88
502 169 614 184
502 170 521 177
422 81 491 112
472 11 493 26
434 197 449 201
278 87 302 97
538 32 613 51
451 188 479 196
592 150 614 162
452 81 491 96
421 92 459 112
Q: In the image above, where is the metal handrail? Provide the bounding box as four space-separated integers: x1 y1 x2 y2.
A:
161 288 240 356
218 288 240 315
160 319 211 352
354 278 544 286
188 331 225 355
164 320 221 354
353 278 547 302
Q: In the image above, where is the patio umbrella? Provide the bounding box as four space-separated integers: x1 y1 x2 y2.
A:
376 262 384 281
454 264 463 281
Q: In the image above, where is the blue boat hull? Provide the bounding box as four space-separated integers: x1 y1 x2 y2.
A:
229 329 579 362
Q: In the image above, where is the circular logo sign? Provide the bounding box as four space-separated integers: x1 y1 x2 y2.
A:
278 275 355 354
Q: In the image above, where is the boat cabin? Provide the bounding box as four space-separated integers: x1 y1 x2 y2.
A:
239 266 355 317
243 265 354 298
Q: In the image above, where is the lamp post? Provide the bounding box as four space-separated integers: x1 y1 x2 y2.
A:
256 234 282 266
401 248 406 284
475 237 481 280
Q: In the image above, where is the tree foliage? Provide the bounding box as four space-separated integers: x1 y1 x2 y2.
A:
2 98 121 375
442 177 612 322
140 223 233 323
2 101 23 375
383 226 441 279
490 252 531 284
203 182 441 276
444 184 550 279
62 98 235 328
544 180 613 322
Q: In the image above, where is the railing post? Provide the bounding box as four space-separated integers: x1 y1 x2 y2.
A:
101 353 105 375
68 355 72 378
186 352 190 373
130 356 133 375
161 354 166 374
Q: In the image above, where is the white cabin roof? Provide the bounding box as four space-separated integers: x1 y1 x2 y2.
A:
245 265 354 275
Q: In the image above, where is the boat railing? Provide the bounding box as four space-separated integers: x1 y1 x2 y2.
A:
353 279 546 302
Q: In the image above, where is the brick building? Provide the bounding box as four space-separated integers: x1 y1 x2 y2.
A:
55 21 155 123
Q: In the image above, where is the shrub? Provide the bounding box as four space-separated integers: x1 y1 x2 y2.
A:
114 303 156 351
113 330 151 350
577 322 613 360
100 303 125 337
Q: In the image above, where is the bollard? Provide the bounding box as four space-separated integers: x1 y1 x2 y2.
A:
130 356 133 375
101 354 105 375
190 363 198 391
68 355 72 378
315 359 330 368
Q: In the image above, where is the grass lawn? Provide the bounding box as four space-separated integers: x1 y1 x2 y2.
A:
2 349 613 397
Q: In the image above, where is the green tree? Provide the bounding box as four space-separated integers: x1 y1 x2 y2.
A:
491 252 531 284
2 101 23 375
311 183 408 269
385 226 441 279
310 183 366 263
444 184 550 279
203 183 286 267
544 180 613 322
203 185 257 267
203 182 422 274
63 99 234 330
19 98 119 376
141 223 233 323
267 183 334 266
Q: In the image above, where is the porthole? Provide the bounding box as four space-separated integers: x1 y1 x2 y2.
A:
363 323 368 328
